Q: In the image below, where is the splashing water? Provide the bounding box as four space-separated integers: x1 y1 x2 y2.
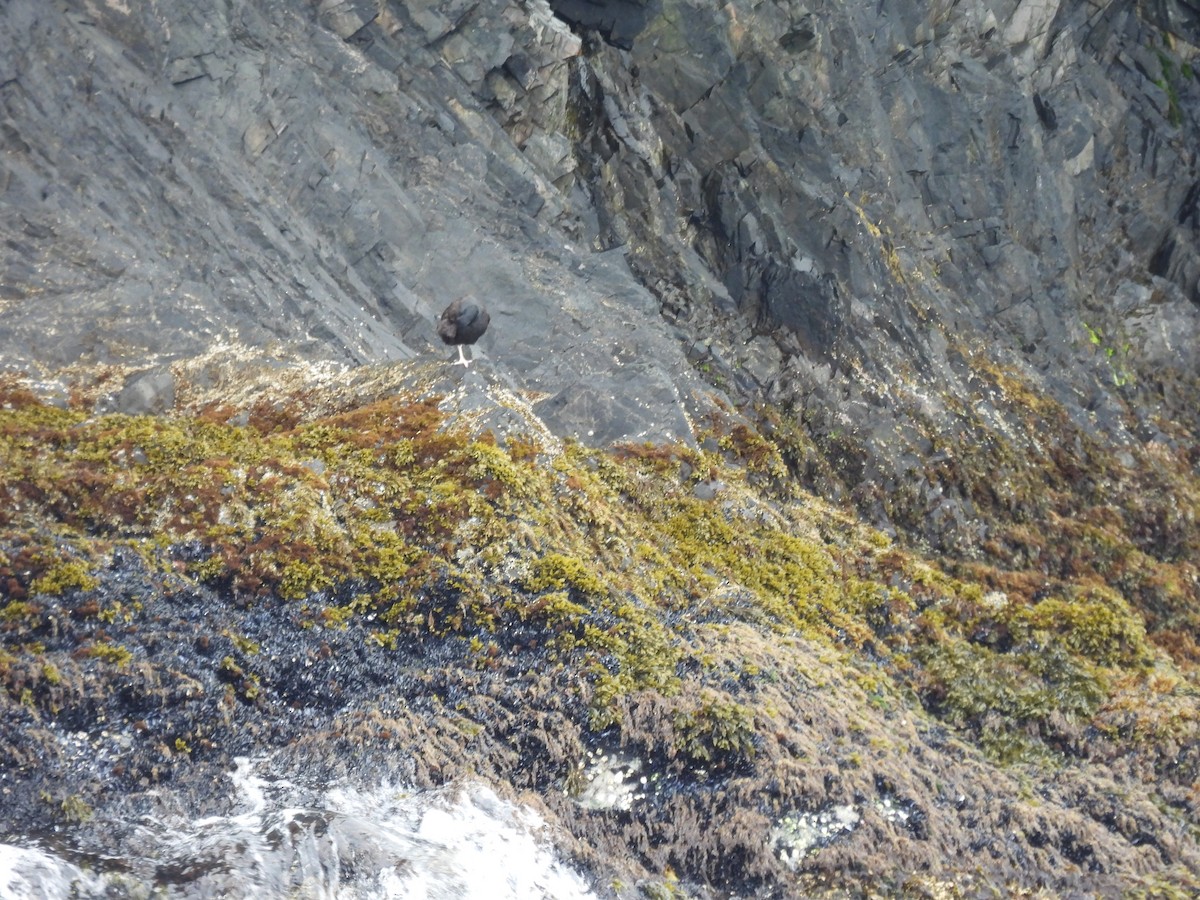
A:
0 759 598 899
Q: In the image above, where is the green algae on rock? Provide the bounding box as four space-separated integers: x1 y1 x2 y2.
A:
1 371 1199 896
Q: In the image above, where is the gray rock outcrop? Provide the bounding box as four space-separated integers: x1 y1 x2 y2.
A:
0 0 705 445
565 0 1200 545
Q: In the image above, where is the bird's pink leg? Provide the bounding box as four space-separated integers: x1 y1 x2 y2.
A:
456 345 471 367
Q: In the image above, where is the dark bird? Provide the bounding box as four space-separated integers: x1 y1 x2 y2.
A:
437 297 490 367
1033 92 1057 131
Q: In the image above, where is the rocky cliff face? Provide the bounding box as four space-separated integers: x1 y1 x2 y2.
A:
0 0 707 444
2 0 1199 895
568 0 1200 548
4 0 1199 539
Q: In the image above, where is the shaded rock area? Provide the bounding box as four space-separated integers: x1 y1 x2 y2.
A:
570 0 1200 552
1 0 1199 896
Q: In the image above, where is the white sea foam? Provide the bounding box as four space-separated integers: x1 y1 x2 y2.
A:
0 844 106 900
0 759 597 900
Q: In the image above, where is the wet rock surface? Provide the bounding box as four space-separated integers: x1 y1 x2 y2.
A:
1 0 1200 895
1 368 1198 896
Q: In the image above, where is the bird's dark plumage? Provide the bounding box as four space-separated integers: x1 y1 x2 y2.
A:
438 297 490 366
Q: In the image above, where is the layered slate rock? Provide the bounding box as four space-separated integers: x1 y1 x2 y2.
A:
559 0 1200 549
0 0 706 446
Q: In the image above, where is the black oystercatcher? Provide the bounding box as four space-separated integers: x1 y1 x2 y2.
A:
437 297 490 367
